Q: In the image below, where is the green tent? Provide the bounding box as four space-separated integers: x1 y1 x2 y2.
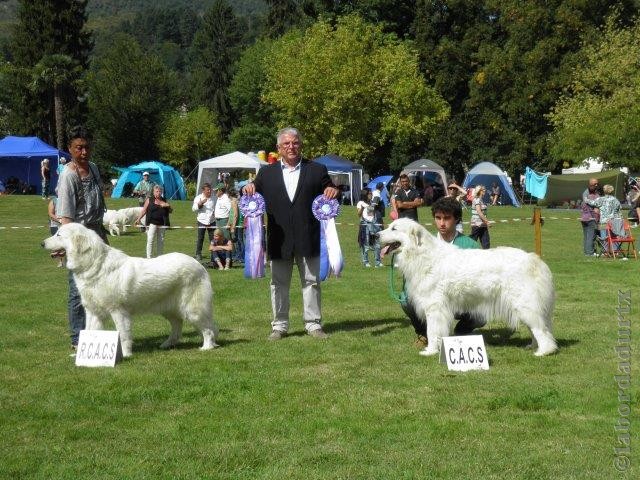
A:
541 170 626 206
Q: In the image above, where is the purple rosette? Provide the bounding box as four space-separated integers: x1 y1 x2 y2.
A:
312 196 340 220
239 193 265 218
240 193 265 279
312 195 343 280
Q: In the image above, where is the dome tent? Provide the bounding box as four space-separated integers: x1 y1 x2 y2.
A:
111 161 186 200
400 159 448 191
462 161 520 207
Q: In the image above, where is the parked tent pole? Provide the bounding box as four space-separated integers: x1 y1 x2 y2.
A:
533 207 542 256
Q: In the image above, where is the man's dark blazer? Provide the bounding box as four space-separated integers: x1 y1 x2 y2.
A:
254 159 333 260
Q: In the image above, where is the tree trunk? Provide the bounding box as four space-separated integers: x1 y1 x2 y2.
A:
53 86 64 150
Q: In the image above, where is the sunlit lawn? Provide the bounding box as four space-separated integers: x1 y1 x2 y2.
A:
0 195 637 479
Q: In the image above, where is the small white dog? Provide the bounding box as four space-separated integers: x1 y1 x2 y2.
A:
102 209 127 236
43 223 218 357
378 218 557 357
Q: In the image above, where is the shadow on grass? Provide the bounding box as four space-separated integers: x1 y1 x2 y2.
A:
481 327 578 350
132 328 248 353
325 317 406 336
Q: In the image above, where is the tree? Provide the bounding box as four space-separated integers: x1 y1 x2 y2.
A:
120 6 201 72
87 34 179 169
30 55 79 149
7 0 92 144
227 38 276 151
413 0 639 177
158 106 223 175
265 0 306 38
548 16 640 169
189 0 242 135
262 15 449 169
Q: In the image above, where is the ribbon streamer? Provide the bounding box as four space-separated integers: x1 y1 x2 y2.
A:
312 196 343 280
239 194 265 279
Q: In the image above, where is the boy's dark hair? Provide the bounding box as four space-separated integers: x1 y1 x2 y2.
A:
431 196 462 222
375 182 384 190
67 126 92 145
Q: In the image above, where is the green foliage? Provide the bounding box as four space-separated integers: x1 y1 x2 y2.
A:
158 106 223 174
414 0 638 177
265 0 306 37
0 61 11 135
189 0 243 135
6 0 92 143
30 54 80 149
548 16 640 169
87 33 180 169
227 38 276 151
263 15 449 169
119 5 201 71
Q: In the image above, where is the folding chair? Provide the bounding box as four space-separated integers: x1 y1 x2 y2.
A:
606 219 637 260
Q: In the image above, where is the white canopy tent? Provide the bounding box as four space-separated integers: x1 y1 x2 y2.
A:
196 151 268 192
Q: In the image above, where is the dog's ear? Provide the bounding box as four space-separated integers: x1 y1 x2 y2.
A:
410 224 425 247
70 230 92 255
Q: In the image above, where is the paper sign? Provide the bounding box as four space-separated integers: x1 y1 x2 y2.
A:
439 335 489 371
75 330 122 367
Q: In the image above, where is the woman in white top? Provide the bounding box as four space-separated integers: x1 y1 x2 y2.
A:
469 185 491 249
357 189 382 267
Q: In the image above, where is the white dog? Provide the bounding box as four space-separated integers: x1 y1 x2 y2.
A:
43 223 218 357
117 206 144 233
102 209 127 236
378 218 557 357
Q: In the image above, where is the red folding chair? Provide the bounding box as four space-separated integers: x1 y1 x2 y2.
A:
606 219 637 260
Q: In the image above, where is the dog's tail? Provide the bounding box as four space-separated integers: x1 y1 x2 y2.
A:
182 272 218 337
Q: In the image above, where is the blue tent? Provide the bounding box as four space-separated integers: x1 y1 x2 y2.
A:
111 161 186 200
462 161 520 207
366 175 393 206
0 136 70 194
313 154 364 205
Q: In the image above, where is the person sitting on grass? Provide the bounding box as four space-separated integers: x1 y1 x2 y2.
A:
208 228 233 270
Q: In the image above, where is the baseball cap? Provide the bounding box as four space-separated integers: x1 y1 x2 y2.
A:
143 171 149 176
215 182 225 190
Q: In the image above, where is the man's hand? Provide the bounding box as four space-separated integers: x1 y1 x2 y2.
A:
323 186 340 200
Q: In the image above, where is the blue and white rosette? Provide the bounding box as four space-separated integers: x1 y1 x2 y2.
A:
312 195 343 280
239 193 265 279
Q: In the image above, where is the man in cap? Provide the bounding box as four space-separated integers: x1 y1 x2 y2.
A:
133 171 155 207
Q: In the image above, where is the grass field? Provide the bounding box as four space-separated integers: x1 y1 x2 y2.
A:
0 195 637 479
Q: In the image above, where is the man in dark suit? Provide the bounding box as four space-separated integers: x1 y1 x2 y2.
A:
243 127 339 340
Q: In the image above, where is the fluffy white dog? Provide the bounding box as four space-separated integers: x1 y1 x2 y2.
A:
117 206 144 233
378 218 557 357
102 209 127 236
43 223 218 357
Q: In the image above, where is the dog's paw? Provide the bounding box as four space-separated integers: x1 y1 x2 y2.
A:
200 343 220 350
418 347 439 357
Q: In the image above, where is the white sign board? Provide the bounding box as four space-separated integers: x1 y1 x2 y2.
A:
75 330 122 368
439 335 489 371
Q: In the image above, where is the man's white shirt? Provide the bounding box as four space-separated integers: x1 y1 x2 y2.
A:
281 159 301 202
192 193 216 224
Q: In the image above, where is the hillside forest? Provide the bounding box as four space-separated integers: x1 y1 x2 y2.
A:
1 0 639 180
